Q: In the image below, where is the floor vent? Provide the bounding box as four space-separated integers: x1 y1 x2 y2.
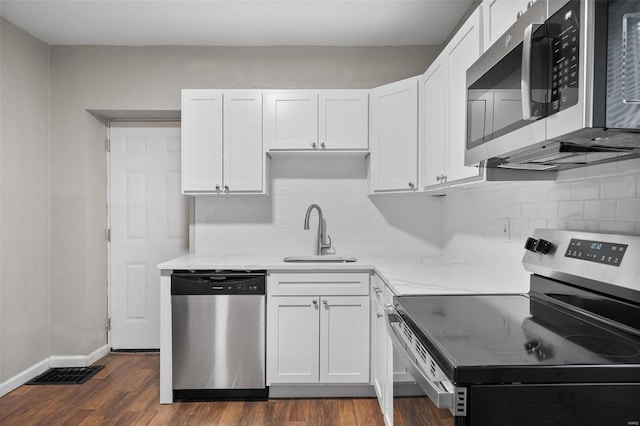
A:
26 366 104 385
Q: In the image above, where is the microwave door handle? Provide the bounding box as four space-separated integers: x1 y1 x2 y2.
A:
521 23 544 120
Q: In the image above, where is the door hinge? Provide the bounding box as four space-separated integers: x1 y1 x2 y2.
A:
106 138 110 152
106 317 111 331
106 228 111 242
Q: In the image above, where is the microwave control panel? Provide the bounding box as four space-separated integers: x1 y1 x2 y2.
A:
548 0 580 113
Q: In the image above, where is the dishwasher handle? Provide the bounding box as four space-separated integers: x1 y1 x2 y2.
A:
171 272 266 296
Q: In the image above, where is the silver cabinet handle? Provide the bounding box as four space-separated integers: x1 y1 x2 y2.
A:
373 287 382 294
311 142 317 149
377 313 383 318
320 142 326 149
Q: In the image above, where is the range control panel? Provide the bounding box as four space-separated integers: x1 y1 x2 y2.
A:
565 239 628 266
523 229 638 293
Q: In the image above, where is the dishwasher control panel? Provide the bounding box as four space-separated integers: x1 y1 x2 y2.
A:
171 271 266 295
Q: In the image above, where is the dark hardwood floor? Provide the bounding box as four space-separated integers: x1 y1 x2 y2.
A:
0 353 385 425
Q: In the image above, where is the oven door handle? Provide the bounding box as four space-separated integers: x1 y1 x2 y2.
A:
521 23 545 121
385 306 466 416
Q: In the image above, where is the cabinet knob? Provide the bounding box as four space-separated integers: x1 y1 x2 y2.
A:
373 287 382 294
408 182 415 189
377 313 383 318
312 300 318 306
311 142 317 149
322 300 328 306
215 184 220 190
224 185 229 191
320 142 326 149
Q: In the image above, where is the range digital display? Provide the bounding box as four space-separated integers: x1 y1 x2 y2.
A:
565 238 627 266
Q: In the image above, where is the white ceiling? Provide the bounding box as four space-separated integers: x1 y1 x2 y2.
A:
0 0 474 47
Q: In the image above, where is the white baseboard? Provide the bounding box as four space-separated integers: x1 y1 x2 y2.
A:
0 358 49 398
87 344 110 365
50 344 110 368
1 345 112 397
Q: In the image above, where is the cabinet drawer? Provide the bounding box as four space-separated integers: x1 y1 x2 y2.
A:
371 274 394 306
268 272 369 296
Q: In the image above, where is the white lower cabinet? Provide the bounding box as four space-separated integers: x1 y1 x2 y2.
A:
371 274 415 425
267 273 370 385
267 296 322 383
371 275 393 425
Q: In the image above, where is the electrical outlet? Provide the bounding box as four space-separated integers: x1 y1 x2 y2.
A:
502 218 510 243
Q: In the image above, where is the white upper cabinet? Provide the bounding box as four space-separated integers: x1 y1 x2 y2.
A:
420 57 448 188
181 89 265 194
421 7 484 189
181 90 223 193
370 77 419 192
223 92 264 192
482 0 534 51
266 90 368 151
266 91 318 150
445 7 484 183
318 91 369 150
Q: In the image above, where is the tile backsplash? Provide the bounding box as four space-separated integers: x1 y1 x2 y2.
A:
441 158 640 279
194 157 444 256
194 156 639 282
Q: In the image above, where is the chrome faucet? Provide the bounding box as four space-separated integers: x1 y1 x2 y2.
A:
303 204 332 256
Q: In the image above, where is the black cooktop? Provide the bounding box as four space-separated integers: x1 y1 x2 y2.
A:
396 292 640 385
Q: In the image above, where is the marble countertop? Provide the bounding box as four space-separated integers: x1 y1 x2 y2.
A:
158 252 530 296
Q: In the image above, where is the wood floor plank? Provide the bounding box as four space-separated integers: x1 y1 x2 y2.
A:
0 353 395 426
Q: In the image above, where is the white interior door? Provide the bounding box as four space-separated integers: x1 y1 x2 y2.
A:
109 123 188 349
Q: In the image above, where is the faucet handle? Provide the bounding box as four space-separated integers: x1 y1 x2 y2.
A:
322 234 332 250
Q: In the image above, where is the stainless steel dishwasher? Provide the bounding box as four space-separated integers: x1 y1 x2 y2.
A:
171 270 267 400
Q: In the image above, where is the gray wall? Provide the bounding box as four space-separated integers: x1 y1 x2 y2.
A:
0 18 50 382
48 45 440 356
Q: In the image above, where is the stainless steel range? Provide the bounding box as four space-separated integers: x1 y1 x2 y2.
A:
386 229 640 425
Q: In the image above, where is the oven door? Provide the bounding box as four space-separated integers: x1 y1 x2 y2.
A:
385 306 465 424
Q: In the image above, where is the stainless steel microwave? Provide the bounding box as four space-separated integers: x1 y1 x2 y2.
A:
465 0 640 171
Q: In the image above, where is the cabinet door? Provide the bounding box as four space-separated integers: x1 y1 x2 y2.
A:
319 296 370 384
420 57 448 188
266 91 318 150
445 8 484 183
181 89 223 193
223 92 264 193
371 296 389 420
318 91 369 150
482 0 531 50
267 296 320 384
370 78 419 192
